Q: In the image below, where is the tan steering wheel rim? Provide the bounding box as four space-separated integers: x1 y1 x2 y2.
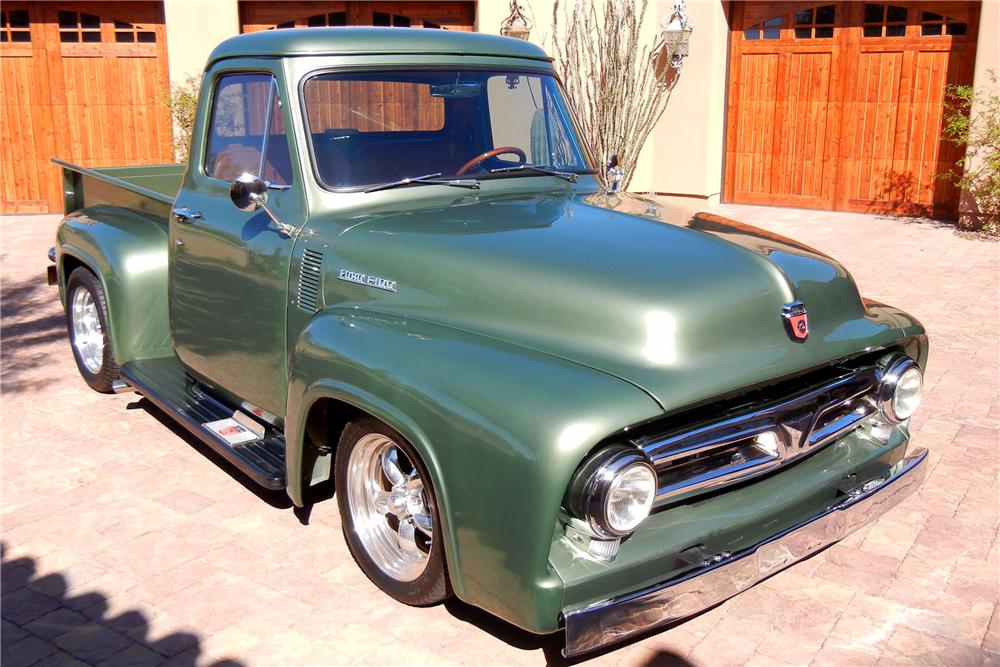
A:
455 146 527 175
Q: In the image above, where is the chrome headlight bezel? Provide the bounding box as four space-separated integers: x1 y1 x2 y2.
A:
568 446 657 538
878 356 923 423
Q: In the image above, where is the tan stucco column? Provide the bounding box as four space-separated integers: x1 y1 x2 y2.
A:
959 0 1000 224
163 0 241 87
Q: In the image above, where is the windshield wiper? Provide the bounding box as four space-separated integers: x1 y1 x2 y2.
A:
364 172 480 193
489 164 579 183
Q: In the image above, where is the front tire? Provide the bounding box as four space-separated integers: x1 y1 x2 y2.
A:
65 267 119 393
335 417 449 606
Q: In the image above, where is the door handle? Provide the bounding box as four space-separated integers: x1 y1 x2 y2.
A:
172 207 202 223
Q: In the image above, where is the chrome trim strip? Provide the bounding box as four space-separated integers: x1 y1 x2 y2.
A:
642 368 880 503
562 447 928 658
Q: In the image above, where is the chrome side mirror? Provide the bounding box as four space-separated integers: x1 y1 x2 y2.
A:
605 154 623 194
230 173 296 237
230 172 268 212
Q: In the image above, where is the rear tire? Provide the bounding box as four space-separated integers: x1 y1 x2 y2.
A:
65 267 120 393
335 417 450 606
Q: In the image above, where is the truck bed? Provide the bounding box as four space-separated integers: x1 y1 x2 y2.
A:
54 159 184 221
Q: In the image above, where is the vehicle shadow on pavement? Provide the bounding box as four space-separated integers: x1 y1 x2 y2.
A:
0 276 68 394
443 598 696 667
124 397 295 511
0 542 244 666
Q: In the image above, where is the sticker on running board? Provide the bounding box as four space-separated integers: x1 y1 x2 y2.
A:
204 418 259 446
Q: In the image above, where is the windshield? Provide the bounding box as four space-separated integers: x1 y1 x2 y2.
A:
302 69 595 189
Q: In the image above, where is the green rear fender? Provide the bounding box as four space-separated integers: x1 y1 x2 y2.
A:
284 307 662 632
56 207 172 365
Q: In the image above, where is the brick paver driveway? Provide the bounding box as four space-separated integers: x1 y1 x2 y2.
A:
2 206 998 666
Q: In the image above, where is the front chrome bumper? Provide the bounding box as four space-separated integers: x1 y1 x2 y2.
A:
562 447 928 658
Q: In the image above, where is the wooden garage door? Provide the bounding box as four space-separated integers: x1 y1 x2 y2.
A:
239 1 475 33
0 2 172 213
725 2 980 218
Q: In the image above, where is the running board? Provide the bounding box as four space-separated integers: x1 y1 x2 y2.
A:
120 357 287 489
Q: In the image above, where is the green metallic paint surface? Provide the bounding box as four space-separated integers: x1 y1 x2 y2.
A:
56 204 172 366
53 32 930 638
168 58 308 416
285 308 662 629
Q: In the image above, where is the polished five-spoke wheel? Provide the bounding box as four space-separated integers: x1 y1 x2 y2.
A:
336 418 449 605
346 433 434 581
71 288 104 374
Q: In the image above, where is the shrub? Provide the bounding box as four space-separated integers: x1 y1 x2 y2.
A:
166 75 201 164
941 70 999 235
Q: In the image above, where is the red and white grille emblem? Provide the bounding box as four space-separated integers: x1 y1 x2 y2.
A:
781 301 809 342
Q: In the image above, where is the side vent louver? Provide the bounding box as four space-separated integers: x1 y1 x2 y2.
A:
297 248 323 313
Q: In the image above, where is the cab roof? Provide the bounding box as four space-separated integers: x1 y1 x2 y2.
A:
207 27 552 66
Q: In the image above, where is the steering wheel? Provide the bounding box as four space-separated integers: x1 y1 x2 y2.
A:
456 146 527 175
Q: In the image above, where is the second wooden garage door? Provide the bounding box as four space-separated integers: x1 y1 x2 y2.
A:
725 1 980 218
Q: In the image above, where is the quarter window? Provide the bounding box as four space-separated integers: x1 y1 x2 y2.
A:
794 5 836 39
58 10 101 42
113 19 156 43
863 4 907 38
307 12 346 27
744 16 781 40
205 74 294 186
0 9 31 43
920 11 967 36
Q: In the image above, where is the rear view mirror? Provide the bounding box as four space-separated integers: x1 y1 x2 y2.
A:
430 82 482 98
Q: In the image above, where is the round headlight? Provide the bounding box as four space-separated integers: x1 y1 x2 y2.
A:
879 357 923 423
604 463 657 534
574 448 657 537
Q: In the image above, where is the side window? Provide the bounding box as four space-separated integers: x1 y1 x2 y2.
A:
205 74 294 186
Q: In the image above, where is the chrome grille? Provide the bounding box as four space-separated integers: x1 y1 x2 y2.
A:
636 367 880 505
297 249 323 312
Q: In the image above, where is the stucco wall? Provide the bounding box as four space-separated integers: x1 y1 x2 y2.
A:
960 0 999 222
163 0 241 87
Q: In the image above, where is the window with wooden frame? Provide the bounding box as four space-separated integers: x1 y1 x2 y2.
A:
743 16 781 40
307 12 346 27
0 9 31 43
920 11 967 36
58 10 101 42
113 19 156 43
862 4 907 37
794 5 836 39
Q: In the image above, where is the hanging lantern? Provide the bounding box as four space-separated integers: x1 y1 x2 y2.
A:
660 1 694 70
500 0 532 41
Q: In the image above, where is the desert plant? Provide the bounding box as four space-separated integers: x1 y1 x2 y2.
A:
166 75 201 164
941 70 999 234
550 0 681 189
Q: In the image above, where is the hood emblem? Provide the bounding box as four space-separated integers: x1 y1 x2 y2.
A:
782 301 809 342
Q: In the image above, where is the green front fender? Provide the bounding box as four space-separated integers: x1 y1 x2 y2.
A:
56 206 172 365
284 308 662 633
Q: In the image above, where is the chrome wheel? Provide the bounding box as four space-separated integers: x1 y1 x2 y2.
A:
346 433 433 582
70 287 104 374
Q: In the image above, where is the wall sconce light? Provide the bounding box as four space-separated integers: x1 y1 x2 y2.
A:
660 1 694 70
500 0 532 41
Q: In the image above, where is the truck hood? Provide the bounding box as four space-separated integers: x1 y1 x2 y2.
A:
327 191 904 412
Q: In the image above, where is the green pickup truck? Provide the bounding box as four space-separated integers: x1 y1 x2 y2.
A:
49 28 928 657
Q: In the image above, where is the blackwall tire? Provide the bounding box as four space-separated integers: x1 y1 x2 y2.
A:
335 417 450 606
65 267 120 393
